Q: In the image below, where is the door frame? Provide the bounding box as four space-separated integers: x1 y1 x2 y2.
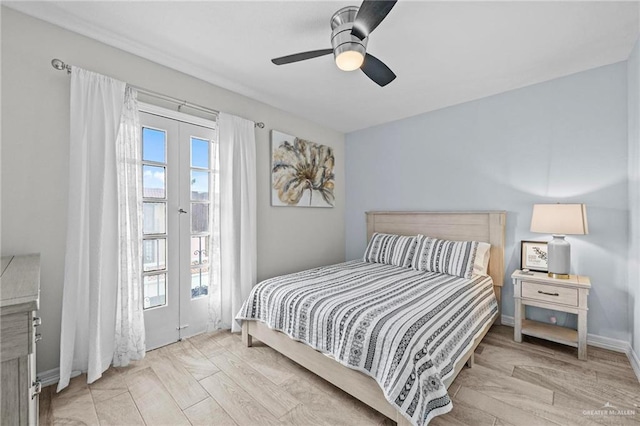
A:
139 103 217 131
139 103 217 350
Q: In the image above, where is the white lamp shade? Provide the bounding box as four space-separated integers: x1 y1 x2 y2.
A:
530 204 589 235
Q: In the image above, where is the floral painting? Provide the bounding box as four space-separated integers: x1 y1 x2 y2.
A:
271 130 335 208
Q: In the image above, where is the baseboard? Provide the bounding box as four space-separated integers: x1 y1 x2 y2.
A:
629 346 640 382
37 322 640 386
37 368 82 388
37 367 60 387
500 315 640 382
586 333 632 353
501 315 629 352
500 315 515 327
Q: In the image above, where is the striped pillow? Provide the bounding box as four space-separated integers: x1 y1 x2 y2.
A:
363 233 417 268
412 235 479 279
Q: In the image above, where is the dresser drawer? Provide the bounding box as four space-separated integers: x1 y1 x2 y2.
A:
521 281 578 306
1 312 31 362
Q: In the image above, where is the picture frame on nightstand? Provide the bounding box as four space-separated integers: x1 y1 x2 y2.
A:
521 240 549 272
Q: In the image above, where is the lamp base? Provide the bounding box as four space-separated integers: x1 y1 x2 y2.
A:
547 235 571 279
548 272 570 279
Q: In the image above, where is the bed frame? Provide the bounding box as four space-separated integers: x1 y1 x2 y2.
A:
242 211 506 426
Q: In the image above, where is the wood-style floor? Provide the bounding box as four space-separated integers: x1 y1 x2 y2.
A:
40 325 640 426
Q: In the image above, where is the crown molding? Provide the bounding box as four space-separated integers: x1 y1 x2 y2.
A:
3 2 278 115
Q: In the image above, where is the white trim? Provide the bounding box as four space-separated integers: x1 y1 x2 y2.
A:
630 346 640 382
37 368 60 387
139 102 217 131
586 333 630 353
37 368 87 387
3 2 265 116
502 315 629 352
501 315 640 382
501 314 515 327
35 323 640 386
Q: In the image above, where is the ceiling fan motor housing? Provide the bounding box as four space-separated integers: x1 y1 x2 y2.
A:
331 6 368 69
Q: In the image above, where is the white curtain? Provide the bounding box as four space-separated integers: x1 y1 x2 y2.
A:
58 68 144 390
213 113 257 332
113 87 145 366
208 137 222 331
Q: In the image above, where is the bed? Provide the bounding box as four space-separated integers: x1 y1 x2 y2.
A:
238 211 506 426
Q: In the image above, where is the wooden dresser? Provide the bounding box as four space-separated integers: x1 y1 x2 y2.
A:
1 254 41 425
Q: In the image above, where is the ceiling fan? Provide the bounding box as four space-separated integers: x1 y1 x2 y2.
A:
271 0 397 87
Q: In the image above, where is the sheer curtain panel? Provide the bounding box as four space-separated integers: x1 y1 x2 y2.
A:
58 68 144 391
215 113 257 332
113 87 145 366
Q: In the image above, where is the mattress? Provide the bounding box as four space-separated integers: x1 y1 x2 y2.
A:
236 260 498 425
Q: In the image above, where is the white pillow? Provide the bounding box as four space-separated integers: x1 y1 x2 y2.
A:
412 236 479 279
363 233 418 268
473 242 491 276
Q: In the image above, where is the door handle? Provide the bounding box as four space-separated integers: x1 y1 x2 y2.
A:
178 208 188 214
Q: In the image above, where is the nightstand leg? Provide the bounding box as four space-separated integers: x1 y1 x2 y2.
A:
578 310 587 360
514 301 523 343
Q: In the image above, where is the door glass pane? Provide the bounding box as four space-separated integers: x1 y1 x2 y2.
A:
191 203 209 233
143 202 166 234
191 138 209 168
142 128 166 163
191 170 209 201
191 236 209 265
143 165 166 198
143 274 166 309
143 239 166 272
191 267 209 299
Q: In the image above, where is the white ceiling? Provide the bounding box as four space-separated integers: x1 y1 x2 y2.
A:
6 1 639 133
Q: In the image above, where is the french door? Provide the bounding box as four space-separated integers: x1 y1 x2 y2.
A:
139 107 218 350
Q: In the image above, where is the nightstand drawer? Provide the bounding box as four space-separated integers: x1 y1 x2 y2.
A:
522 281 578 306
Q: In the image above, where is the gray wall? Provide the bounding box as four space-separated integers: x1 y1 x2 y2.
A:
629 36 640 357
346 62 629 342
1 8 345 374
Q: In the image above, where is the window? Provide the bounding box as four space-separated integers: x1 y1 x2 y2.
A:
142 126 168 309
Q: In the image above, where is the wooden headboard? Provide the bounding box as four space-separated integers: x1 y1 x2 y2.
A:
366 211 506 311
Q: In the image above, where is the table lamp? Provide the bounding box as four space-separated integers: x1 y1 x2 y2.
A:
530 204 588 279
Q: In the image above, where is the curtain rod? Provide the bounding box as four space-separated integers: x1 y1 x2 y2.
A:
51 59 265 129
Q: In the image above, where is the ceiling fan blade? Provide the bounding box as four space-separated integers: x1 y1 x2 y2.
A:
361 53 396 87
271 49 333 65
351 0 397 41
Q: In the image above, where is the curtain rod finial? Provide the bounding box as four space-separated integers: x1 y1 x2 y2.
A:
51 58 65 70
51 58 71 74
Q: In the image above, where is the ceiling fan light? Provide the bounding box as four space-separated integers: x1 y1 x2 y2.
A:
335 50 365 71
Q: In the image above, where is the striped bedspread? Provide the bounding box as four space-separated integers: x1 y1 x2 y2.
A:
236 260 498 425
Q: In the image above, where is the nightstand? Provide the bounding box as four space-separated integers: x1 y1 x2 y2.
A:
511 270 590 360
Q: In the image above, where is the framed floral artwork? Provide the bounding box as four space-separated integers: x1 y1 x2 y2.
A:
271 130 335 208
520 240 548 272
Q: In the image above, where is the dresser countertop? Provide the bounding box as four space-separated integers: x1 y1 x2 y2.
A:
0 254 40 312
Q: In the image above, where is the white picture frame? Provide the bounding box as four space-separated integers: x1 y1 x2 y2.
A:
521 240 549 272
